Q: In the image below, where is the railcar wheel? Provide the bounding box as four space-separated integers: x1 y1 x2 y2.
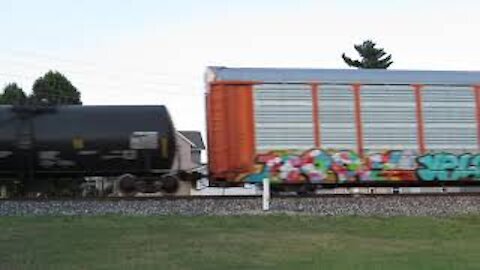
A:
162 175 179 194
118 174 137 195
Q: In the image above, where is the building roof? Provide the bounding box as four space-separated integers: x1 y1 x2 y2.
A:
178 131 205 150
206 66 480 86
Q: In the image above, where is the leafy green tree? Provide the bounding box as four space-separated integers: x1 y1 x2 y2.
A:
0 83 27 104
31 71 81 105
342 40 393 69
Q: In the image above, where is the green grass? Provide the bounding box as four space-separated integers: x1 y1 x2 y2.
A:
1 215 480 270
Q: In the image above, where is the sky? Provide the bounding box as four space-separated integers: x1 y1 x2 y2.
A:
1 0 480 133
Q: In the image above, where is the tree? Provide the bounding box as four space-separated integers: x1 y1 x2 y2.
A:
0 83 27 104
31 71 81 105
342 40 393 69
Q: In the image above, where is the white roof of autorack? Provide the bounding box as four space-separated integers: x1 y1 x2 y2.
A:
206 66 480 86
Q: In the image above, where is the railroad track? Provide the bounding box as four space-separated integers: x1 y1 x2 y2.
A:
2 193 480 217
1 191 480 201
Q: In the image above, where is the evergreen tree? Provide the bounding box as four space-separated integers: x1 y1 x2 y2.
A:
342 40 393 69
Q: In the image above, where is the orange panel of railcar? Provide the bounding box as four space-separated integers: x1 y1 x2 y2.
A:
206 82 256 181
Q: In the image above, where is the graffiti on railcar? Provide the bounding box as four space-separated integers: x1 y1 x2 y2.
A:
239 149 418 184
365 150 417 181
416 153 480 181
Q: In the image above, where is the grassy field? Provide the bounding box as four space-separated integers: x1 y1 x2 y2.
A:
1 215 480 270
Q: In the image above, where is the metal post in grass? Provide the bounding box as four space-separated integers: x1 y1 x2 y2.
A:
263 178 270 211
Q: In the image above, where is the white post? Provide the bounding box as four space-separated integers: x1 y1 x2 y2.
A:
262 178 270 211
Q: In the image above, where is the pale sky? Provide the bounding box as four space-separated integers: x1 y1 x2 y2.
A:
2 0 480 133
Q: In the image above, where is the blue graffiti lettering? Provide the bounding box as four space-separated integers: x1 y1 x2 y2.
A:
417 153 480 181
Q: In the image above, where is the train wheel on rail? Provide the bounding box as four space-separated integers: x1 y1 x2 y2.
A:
117 174 137 196
161 175 179 194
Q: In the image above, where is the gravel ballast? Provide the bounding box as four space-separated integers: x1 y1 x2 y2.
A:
1 195 480 216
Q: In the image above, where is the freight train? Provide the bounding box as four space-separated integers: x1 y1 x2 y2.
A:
2 66 480 196
206 67 480 192
0 105 191 196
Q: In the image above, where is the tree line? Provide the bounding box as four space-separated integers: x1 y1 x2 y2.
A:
0 71 82 105
0 40 392 105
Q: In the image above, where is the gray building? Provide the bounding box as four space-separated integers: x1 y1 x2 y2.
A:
172 131 205 171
